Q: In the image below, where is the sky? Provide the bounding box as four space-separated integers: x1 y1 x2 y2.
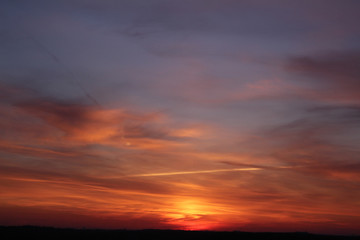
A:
0 0 360 235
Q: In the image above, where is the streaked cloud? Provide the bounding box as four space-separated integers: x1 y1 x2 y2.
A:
129 167 261 177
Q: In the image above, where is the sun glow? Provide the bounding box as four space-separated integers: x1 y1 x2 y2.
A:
165 199 221 230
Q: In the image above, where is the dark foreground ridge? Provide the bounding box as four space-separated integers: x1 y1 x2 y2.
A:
1 226 359 240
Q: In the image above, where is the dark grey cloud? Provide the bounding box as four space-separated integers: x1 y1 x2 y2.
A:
0 82 194 153
307 105 360 121
73 0 360 36
18 98 92 128
16 97 187 142
260 104 360 180
286 50 360 99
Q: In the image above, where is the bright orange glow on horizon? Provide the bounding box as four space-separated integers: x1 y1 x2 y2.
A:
162 199 224 230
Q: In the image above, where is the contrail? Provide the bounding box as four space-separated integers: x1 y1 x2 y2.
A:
129 167 261 177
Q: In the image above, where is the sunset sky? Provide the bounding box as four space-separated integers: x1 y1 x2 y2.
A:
1 0 360 235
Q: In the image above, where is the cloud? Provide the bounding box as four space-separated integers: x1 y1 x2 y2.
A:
18 99 93 129
12 94 194 149
90 0 360 36
286 50 360 102
260 104 360 180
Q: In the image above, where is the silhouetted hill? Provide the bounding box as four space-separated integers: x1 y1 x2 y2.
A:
1 226 359 240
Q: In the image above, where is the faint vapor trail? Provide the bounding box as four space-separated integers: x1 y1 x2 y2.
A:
129 167 262 177
30 37 101 107
0 4 101 107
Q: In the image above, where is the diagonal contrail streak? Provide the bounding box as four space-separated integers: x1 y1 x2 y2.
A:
129 167 262 177
0 4 101 107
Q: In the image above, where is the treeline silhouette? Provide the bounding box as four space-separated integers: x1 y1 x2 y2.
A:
1 226 359 240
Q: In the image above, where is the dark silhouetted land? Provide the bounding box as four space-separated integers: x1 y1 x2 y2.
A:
1 226 360 240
